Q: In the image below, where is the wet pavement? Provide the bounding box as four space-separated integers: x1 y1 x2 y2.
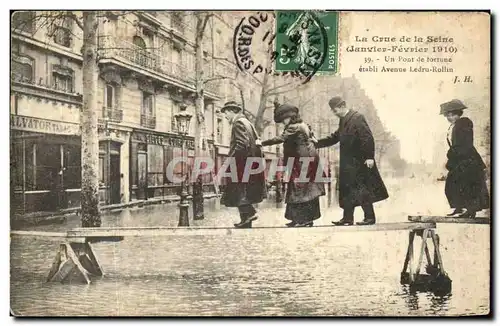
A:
10 178 490 316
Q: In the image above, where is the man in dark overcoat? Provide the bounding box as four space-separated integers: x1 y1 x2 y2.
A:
220 101 267 228
316 97 389 225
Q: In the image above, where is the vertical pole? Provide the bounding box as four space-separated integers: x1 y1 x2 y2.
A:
22 138 26 215
60 144 64 209
415 229 429 279
33 143 37 190
107 138 111 205
408 231 415 283
178 135 189 227
275 122 282 204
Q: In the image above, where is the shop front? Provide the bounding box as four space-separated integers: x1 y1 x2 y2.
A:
10 114 129 216
11 115 82 214
130 130 217 201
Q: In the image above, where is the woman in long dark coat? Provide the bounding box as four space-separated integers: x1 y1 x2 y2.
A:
441 99 489 218
262 104 326 227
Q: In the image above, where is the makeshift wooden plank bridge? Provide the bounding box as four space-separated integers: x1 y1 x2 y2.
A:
10 216 489 293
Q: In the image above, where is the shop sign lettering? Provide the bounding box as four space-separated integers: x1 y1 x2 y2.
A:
10 115 80 135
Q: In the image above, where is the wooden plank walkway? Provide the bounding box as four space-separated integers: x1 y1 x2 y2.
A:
408 215 490 225
10 230 68 238
10 222 436 241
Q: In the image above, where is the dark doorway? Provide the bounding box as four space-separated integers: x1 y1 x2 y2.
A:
110 154 121 204
137 152 147 200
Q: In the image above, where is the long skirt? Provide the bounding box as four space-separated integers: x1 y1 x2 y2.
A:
284 198 321 224
445 167 489 211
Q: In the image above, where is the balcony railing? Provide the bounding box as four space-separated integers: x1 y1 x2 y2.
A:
99 36 161 73
162 61 195 84
99 35 197 84
141 114 156 129
102 106 123 123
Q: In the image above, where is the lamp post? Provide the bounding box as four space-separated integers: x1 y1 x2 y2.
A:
174 104 192 227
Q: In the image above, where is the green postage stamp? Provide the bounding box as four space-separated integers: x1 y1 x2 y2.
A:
274 11 339 75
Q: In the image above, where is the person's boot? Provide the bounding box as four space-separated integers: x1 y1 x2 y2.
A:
457 210 476 219
234 215 258 228
356 219 375 225
447 208 465 216
332 218 353 226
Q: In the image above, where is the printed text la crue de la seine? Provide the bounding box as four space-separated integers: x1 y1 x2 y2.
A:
349 35 461 74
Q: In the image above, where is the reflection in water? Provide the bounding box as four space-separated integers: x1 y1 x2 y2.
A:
401 283 452 313
428 292 452 313
402 286 420 311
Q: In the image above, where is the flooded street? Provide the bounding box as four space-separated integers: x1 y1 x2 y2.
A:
10 178 490 316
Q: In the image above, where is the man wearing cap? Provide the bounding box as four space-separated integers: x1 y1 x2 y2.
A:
440 99 489 218
220 101 267 228
316 97 389 225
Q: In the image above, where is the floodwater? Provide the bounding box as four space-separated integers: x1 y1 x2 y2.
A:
10 178 490 316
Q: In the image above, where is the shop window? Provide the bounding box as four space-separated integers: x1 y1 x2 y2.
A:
147 144 164 186
52 65 74 93
63 144 81 189
12 11 35 34
34 143 61 191
10 141 24 191
164 146 174 184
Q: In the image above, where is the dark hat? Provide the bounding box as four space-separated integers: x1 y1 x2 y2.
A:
440 99 467 115
328 96 345 109
221 101 242 113
274 104 299 123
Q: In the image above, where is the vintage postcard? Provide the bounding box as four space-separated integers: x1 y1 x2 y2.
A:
10 10 491 317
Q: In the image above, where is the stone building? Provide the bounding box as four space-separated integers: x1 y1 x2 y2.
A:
10 11 279 215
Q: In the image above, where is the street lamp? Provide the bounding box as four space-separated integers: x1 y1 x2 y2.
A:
174 104 192 227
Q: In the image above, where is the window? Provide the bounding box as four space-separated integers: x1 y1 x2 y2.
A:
142 92 154 116
147 144 164 187
11 55 34 83
52 65 74 93
98 156 105 186
141 91 155 128
63 144 81 189
24 143 61 191
133 36 147 49
52 16 73 48
216 117 223 143
171 102 177 132
12 11 35 34
172 47 181 64
105 84 114 108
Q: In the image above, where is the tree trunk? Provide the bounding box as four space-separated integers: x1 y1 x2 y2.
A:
80 12 101 227
254 72 269 136
192 13 207 220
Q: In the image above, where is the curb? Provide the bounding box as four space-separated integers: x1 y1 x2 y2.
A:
11 193 221 229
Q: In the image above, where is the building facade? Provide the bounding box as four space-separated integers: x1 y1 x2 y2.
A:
10 11 280 215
